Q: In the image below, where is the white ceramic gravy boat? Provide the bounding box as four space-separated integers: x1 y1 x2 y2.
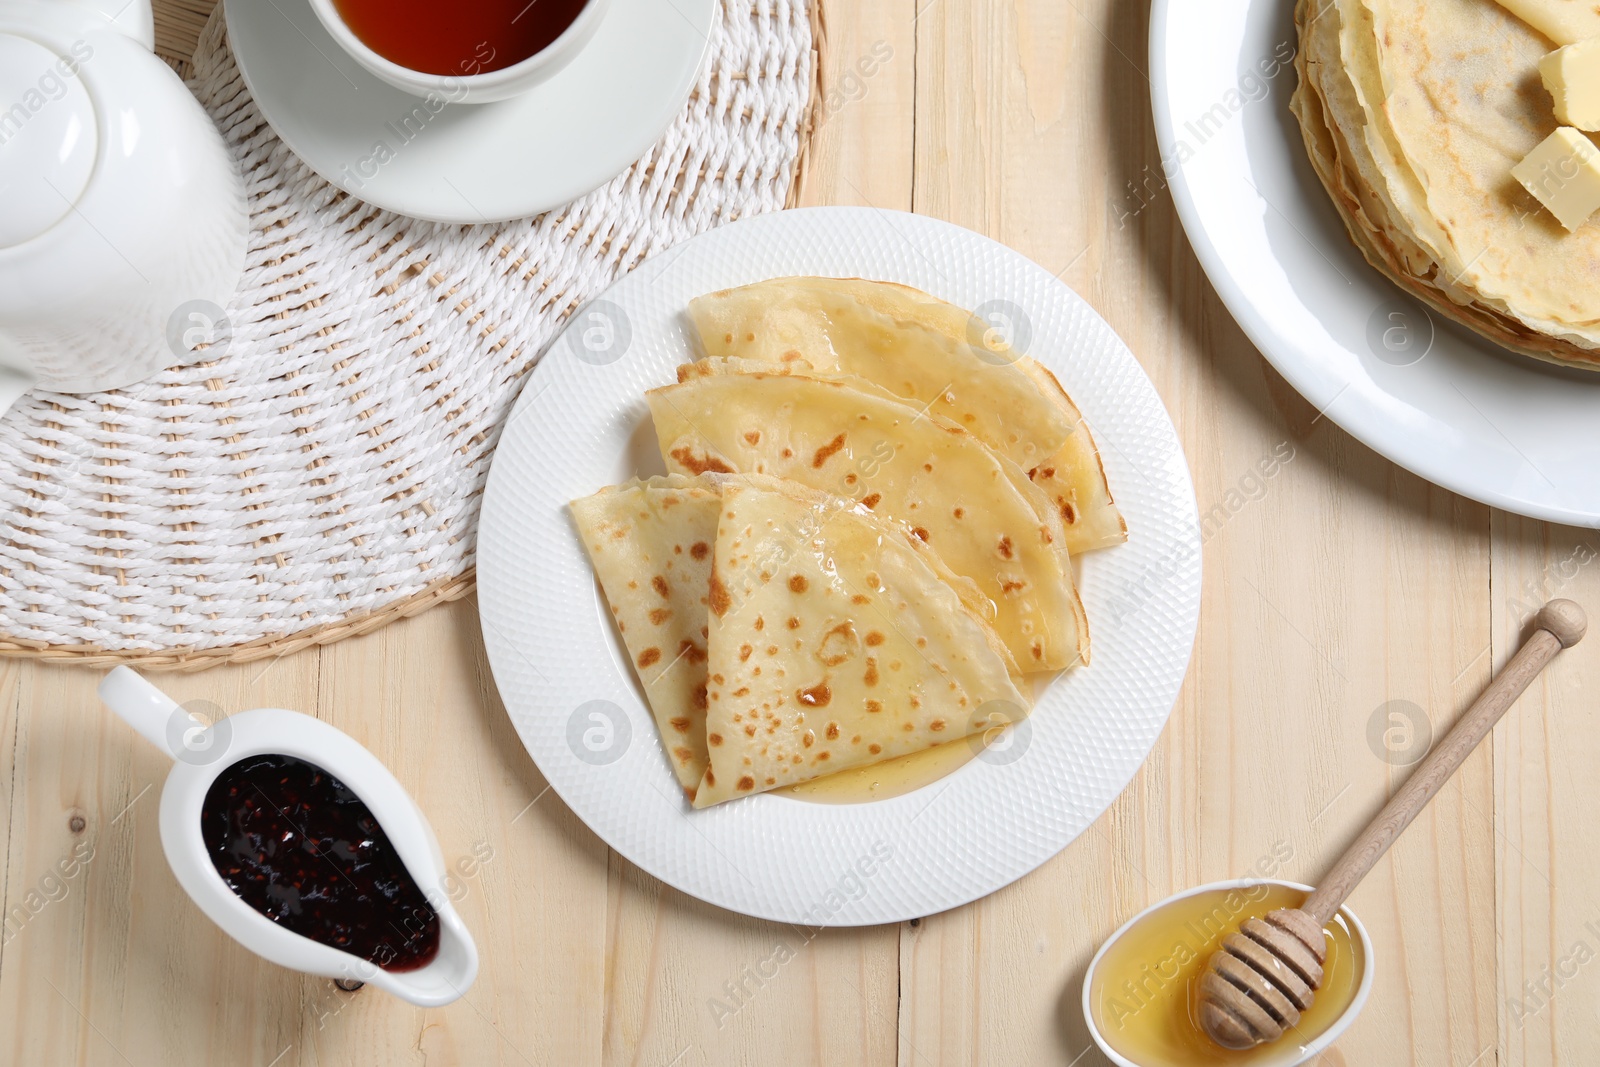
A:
99 667 478 1007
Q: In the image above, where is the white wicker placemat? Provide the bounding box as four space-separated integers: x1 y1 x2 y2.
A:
0 0 819 670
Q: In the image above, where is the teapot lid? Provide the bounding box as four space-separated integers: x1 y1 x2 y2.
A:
0 34 98 248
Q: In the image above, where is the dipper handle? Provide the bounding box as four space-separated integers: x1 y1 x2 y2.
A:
1303 600 1585 924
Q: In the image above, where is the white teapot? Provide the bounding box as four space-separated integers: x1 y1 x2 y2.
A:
0 0 245 415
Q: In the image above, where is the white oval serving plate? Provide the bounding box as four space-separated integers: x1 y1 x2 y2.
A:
1151 0 1600 525
477 207 1201 923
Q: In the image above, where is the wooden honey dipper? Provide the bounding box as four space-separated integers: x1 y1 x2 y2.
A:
1199 600 1587 1050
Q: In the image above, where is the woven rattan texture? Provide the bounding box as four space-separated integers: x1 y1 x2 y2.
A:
0 0 817 671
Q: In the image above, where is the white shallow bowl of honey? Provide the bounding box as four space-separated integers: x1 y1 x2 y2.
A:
1082 879 1373 1067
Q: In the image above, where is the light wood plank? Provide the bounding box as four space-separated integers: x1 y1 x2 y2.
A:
1492 516 1600 1067
900 0 1498 1063
795 0 916 212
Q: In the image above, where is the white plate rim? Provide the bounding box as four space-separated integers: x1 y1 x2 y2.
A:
1150 0 1600 528
476 207 1202 924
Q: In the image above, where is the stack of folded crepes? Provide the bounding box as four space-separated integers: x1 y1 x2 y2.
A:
1293 0 1600 368
570 278 1126 807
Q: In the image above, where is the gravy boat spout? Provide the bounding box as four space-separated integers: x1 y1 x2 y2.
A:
99 667 479 1007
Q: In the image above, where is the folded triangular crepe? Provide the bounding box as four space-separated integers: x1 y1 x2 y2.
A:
647 370 1089 671
570 475 720 791
694 476 1029 807
689 277 1126 551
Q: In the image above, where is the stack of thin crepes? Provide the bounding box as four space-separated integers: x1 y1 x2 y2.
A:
570 278 1125 807
1293 0 1600 368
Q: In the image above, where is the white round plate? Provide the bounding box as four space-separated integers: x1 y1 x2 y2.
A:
225 0 714 224
1151 0 1600 525
477 208 1201 924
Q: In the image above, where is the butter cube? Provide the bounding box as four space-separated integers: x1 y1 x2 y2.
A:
1512 127 1600 230
1494 0 1600 46
1541 37 1600 128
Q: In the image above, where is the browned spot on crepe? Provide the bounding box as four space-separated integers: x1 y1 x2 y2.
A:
812 433 847 468
669 447 734 475
798 683 832 707
708 571 732 617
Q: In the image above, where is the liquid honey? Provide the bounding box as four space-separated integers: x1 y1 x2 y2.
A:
1088 885 1363 1066
776 737 979 803
779 693 1032 803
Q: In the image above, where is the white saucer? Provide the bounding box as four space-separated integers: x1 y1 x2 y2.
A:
225 0 715 224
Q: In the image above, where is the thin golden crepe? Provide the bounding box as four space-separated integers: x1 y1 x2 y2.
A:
570 475 719 790
694 476 1029 807
1292 0 1600 368
689 277 1126 549
647 370 1089 671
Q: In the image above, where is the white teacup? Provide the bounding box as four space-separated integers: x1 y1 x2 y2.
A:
307 0 614 104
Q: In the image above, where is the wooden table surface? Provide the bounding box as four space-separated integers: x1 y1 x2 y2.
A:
6 1 1599 1064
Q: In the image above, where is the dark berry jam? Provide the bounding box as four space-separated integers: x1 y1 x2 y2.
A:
201 754 440 972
